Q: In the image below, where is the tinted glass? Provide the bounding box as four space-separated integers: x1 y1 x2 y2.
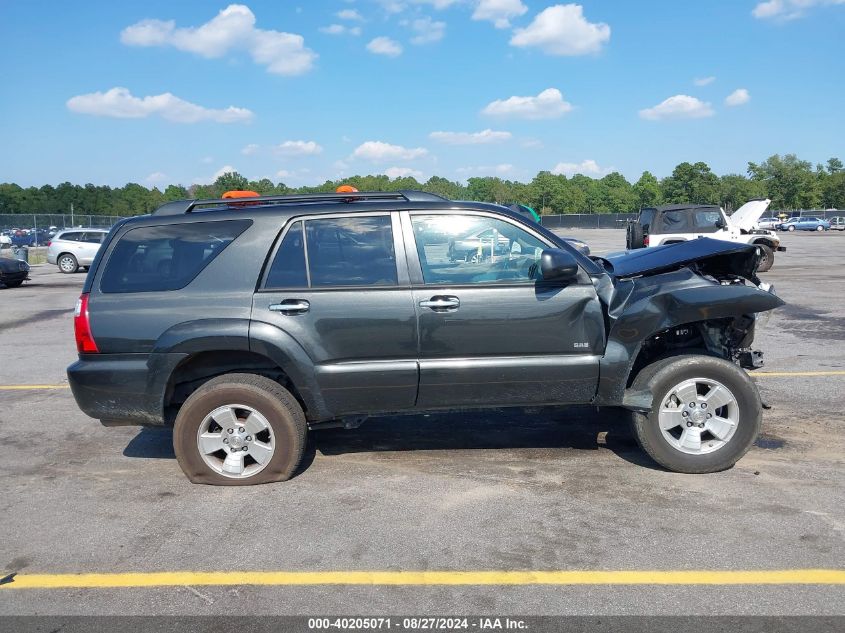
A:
60 232 81 242
639 209 656 231
100 220 251 293
411 214 548 285
305 216 397 287
660 210 691 232
82 232 105 244
691 210 722 232
265 221 307 289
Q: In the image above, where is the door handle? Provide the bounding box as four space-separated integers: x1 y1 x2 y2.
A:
269 299 310 315
419 296 460 311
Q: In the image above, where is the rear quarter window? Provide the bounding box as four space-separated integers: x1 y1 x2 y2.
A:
99 219 251 293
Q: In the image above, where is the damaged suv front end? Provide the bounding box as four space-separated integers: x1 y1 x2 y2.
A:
589 238 783 409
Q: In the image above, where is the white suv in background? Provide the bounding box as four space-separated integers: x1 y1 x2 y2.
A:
47 228 109 273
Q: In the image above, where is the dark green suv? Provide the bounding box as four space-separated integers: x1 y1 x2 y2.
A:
68 191 782 485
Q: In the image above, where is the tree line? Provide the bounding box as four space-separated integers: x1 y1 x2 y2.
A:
1 154 842 217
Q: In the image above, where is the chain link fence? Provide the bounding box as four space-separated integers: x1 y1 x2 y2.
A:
0 214 127 247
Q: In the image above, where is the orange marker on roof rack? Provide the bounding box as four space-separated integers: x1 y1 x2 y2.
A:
336 185 358 193
222 190 260 199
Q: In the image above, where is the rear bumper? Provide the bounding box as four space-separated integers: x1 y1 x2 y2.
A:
67 353 186 426
0 271 29 284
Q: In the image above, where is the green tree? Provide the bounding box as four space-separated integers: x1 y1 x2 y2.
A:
633 171 662 209
661 162 720 204
747 154 819 209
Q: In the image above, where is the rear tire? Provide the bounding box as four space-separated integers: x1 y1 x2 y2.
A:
58 253 78 274
787 225 795 232
630 355 761 474
816 225 824 232
756 244 774 272
173 373 307 485
3 280 23 288
626 222 645 249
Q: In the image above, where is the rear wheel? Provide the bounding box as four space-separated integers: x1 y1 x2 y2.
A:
3 280 23 288
756 244 774 272
787 225 795 232
173 373 307 485
58 253 78 274
816 225 824 232
626 222 645 249
630 355 761 473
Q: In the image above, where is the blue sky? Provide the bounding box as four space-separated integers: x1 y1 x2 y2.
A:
2 0 843 188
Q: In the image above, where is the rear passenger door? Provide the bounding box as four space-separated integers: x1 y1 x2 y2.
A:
252 213 418 417
79 232 104 265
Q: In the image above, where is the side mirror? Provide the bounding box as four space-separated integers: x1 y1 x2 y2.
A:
715 219 727 229
540 248 579 282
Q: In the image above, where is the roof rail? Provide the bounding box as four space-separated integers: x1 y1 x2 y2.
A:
152 190 447 216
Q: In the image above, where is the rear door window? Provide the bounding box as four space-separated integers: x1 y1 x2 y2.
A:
100 220 251 293
265 221 308 289
60 232 82 242
305 216 397 287
82 232 105 244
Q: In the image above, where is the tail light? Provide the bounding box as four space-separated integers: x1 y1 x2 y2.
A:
46 241 51 247
74 293 99 353
644 235 650 246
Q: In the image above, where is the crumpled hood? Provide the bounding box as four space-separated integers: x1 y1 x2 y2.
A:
598 238 760 280
728 198 772 231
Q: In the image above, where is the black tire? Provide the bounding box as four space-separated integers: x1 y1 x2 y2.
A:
626 222 645 249
756 244 774 272
630 355 761 474
173 373 307 485
58 253 78 274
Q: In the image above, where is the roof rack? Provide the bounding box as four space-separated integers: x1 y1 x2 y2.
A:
152 190 448 216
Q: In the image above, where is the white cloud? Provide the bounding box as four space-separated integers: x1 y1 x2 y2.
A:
275 140 323 156
213 165 238 179
429 129 512 144
725 88 751 107
551 159 610 177
639 95 715 121
510 4 610 56
66 87 254 123
472 0 527 29
336 9 364 21
456 164 514 177
367 36 403 56
694 76 716 86
241 143 260 155
408 16 446 44
319 23 362 35
752 0 845 20
385 166 424 179
145 171 168 185
120 4 317 76
482 88 573 119
521 138 543 149
352 141 428 161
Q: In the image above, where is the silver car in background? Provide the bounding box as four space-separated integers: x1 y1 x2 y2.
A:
47 228 109 273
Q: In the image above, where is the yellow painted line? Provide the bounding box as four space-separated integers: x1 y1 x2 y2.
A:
2 569 844 590
0 384 69 390
753 371 845 377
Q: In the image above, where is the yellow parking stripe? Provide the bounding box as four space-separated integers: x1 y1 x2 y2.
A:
3 569 844 590
753 371 845 377
0 384 69 390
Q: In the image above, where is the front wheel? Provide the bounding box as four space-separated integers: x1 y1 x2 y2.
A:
630 355 762 473
756 244 774 272
3 280 23 288
816 225 824 232
787 225 795 231
173 373 307 485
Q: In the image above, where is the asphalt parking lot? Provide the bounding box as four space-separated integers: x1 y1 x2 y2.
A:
0 229 843 616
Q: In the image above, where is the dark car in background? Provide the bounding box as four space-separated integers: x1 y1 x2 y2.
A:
0 256 30 288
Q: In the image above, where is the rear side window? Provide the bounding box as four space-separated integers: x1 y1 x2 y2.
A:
60 232 82 242
306 216 397 287
263 215 397 289
100 220 251 293
265 222 307 289
82 232 105 244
